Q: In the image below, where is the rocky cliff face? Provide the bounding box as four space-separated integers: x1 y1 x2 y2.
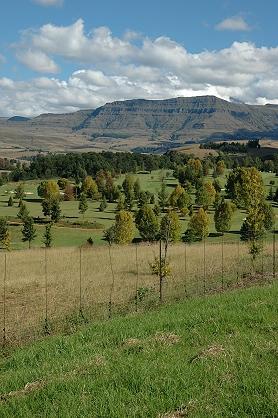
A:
72 96 278 145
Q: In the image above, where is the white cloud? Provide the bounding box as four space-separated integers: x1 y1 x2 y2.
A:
215 16 251 31
32 0 63 6
16 49 59 73
29 20 135 63
2 20 278 116
0 54 5 64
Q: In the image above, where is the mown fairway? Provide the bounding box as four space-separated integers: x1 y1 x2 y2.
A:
0 282 277 417
0 169 277 249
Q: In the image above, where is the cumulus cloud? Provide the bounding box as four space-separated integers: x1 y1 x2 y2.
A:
215 16 251 31
2 20 278 116
29 20 135 63
16 49 59 73
32 0 63 6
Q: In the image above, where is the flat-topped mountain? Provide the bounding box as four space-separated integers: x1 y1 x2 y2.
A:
73 96 278 141
1 95 278 156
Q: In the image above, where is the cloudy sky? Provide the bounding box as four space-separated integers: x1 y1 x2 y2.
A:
0 0 277 116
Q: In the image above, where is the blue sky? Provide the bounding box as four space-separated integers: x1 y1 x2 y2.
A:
0 0 278 116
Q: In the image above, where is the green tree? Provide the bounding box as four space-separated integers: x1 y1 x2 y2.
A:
133 178 141 199
153 203 161 216
79 193 88 216
261 201 275 231
42 199 52 218
213 179 222 193
169 184 191 211
214 197 235 234
82 176 98 199
99 196 108 212
240 207 265 259
0 218 11 251
15 183 25 200
275 187 278 203
57 178 68 189
116 194 125 211
38 181 60 201
17 202 29 221
186 208 210 241
8 195 13 207
50 200 61 223
195 180 216 209
160 210 181 243
226 167 265 209
95 170 107 193
104 225 116 245
122 175 134 210
43 223 53 248
158 182 168 211
22 216 37 248
135 205 159 241
64 183 75 201
138 191 149 207
113 210 135 244
268 186 274 201
215 160 225 176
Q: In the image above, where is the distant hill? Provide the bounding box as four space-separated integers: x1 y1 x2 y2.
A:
8 116 30 122
1 96 278 155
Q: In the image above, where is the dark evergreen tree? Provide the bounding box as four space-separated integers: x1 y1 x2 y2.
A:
8 196 13 207
50 200 61 223
43 223 53 248
22 216 37 248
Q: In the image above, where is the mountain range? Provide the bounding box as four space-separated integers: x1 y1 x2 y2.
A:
1 95 278 157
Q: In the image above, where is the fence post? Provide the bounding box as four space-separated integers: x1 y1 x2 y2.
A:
44 248 50 335
203 237 206 294
236 239 240 286
108 245 115 318
221 235 224 290
79 246 84 318
184 243 187 296
135 243 139 312
159 239 163 302
2 253 7 346
273 230 276 280
261 238 264 280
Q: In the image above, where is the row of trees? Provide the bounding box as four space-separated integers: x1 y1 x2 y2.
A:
1 161 276 255
103 198 238 246
6 144 278 183
0 217 53 250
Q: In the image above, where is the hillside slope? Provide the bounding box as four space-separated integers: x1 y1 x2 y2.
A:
0 283 277 417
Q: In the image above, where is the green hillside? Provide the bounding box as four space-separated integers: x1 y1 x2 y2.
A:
1 283 277 417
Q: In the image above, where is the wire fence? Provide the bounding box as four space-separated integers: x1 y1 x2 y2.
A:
0 235 277 346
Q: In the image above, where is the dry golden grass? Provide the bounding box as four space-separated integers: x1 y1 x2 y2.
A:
0 241 276 344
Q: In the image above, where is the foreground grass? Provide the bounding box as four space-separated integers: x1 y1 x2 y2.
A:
0 283 277 417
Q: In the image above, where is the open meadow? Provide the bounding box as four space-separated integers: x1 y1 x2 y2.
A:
0 239 277 345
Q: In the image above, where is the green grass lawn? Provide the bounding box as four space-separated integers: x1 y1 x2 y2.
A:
0 282 277 417
0 169 277 249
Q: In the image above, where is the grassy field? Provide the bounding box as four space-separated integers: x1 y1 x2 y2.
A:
1 240 277 345
0 169 277 249
0 282 277 417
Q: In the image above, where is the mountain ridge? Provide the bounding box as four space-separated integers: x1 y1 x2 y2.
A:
2 95 278 155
